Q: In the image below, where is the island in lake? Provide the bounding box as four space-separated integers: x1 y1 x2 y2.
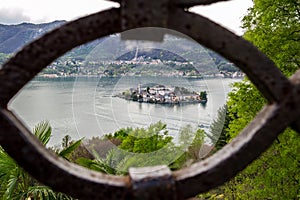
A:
118 84 207 105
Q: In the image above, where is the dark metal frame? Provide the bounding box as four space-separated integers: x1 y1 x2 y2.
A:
0 1 299 199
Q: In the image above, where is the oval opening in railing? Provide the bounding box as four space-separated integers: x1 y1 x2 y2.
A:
8 28 243 175
1 0 299 199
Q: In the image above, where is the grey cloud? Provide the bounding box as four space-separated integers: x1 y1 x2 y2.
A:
0 7 31 24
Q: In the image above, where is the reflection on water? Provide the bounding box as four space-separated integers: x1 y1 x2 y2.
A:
9 76 240 146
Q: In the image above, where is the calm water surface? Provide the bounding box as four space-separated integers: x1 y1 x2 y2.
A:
10 76 241 146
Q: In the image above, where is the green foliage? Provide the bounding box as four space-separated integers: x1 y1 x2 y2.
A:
222 129 300 199
227 80 266 139
0 53 10 65
20 186 73 200
76 157 116 175
216 78 300 199
119 121 171 153
242 0 300 76
178 124 194 147
199 91 207 100
202 2 300 196
59 138 83 161
186 129 205 161
113 148 180 175
218 57 299 198
62 135 72 148
81 136 119 159
110 129 129 142
0 122 77 199
0 147 21 199
201 80 299 199
67 143 94 163
81 122 177 174
170 128 207 169
33 121 52 146
76 122 205 175
209 105 230 150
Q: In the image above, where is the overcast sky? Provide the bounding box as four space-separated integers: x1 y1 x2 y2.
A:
0 0 253 35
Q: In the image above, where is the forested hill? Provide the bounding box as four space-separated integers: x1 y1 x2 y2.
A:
0 21 66 53
0 21 238 73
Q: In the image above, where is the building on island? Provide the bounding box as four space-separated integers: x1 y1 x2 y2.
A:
119 84 207 105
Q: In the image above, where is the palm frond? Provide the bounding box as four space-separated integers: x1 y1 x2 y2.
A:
33 121 52 145
21 186 55 199
20 185 75 200
76 157 116 175
0 148 20 199
0 121 77 199
0 150 17 179
58 138 83 160
3 175 18 200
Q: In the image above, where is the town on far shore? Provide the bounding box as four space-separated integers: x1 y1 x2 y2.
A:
118 84 208 105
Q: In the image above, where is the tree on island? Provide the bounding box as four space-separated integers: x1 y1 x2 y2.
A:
199 91 207 100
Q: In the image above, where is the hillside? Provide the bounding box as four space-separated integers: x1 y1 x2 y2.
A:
0 22 239 76
0 21 66 53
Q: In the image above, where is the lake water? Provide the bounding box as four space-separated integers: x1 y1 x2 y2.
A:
9 76 240 146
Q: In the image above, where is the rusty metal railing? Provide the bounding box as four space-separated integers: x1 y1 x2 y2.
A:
1 0 299 199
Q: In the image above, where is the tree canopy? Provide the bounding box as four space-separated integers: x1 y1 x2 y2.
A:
242 0 300 76
211 0 300 199
76 122 206 175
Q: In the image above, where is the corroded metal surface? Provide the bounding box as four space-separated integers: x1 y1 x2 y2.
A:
120 0 168 41
129 166 177 200
0 0 299 199
109 0 232 7
175 0 232 7
121 0 168 29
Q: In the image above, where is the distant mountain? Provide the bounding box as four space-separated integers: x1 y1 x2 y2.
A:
0 21 238 73
0 20 66 53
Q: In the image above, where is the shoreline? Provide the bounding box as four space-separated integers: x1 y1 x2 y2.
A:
36 74 244 80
